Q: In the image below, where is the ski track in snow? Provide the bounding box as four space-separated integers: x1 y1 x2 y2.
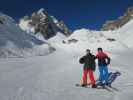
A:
0 48 133 100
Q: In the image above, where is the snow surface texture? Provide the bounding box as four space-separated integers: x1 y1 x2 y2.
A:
0 14 133 100
0 13 53 58
117 20 133 48
0 46 133 100
61 19 133 56
19 19 34 34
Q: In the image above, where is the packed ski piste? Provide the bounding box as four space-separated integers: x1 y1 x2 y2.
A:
1 10 133 100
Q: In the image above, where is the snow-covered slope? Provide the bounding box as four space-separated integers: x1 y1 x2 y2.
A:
1 9 133 100
101 19 133 49
62 29 123 55
117 19 133 48
60 19 133 55
19 19 34 33
0 44 133 100
0 13 54 57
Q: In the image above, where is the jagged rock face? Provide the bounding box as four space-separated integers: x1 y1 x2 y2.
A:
57 20 71 36
30 11 56 39
20 9 71 39
102 7 133 31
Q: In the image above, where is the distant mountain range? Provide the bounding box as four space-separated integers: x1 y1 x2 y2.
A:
0 6 133 57
19 7 133 33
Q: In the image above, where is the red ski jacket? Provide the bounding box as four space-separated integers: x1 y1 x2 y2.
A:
96 52 110 66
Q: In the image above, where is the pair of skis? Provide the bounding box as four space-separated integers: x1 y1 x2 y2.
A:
75 83 119 92
97 84 119 92
76 71 121 92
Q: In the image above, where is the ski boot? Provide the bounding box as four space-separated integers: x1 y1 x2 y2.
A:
92 84 97 88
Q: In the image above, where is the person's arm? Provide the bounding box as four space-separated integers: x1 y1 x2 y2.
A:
94 54 98 60
79 56 85 64
106 56 111 65
92 55 97 60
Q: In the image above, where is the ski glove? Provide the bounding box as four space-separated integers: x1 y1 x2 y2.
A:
79 57 84 64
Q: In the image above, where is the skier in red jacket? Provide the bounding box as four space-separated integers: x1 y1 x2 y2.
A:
96 48 111 86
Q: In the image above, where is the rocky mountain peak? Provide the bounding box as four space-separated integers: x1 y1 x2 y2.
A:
19 8 71 39
102 6 133 31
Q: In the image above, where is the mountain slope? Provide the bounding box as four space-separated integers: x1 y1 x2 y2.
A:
63 29 125 55
60 18 133 55
117 19 133 48
1 7 133 100
0 13 54 57
102 6 133 31
0 41 133 100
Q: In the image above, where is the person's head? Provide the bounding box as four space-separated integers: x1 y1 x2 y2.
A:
86 49 90 54
97 47 103 53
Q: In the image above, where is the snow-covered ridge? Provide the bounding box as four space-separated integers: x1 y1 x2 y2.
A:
62 19 133 54
102 6 133 31
117 19 133 48
0 12 54 58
